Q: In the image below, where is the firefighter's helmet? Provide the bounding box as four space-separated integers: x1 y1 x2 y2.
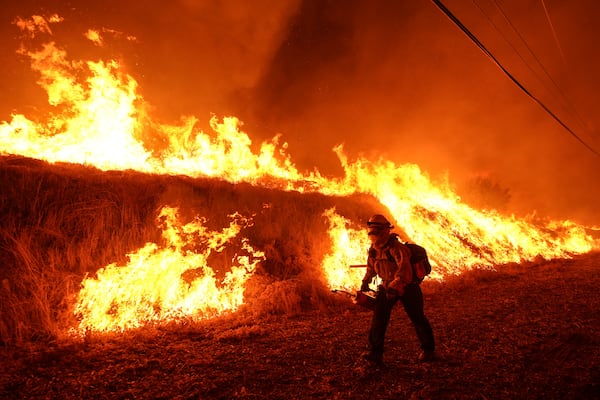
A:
367 214 393 229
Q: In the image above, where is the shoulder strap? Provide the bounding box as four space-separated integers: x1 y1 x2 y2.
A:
384 234 407 262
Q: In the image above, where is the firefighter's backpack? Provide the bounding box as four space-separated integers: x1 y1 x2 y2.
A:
385 234 432 283
404 242 432 283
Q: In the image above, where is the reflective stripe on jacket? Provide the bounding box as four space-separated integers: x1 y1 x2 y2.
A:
363 234 413 293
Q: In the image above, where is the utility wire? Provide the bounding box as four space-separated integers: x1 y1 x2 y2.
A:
540 0 567 66
480 0 590 135
430 0 600 157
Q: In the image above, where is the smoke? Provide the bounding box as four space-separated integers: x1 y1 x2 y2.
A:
238 0 600 225
0 0 301 123
124 0 302 122
1 0 599 224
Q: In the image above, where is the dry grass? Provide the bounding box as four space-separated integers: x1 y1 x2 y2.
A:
0 156 166 343
0 155 382 343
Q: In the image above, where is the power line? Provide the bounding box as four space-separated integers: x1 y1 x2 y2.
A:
486 0 591 138
540 0 567 66
429 0 600 158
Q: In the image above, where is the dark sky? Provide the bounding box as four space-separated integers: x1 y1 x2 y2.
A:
1 0 599 225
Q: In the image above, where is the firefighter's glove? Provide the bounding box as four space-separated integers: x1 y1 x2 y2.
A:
360 280 371 293
386 287 399 300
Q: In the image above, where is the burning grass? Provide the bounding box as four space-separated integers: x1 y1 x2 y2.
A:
0 155 383 343
1 155 598 399
0 155 599 398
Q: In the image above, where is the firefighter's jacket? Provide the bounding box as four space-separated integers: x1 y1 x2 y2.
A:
362 234 413 295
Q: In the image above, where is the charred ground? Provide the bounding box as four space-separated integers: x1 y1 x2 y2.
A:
1 253 599 400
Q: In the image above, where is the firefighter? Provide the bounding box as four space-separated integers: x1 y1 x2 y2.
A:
360 214 435 364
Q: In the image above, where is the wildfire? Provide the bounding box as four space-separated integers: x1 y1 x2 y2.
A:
74 207 264 332
1 15 596 333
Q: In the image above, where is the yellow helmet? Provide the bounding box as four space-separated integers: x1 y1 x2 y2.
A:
367 214 393 229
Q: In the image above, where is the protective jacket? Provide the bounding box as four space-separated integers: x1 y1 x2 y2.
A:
362 234 413 295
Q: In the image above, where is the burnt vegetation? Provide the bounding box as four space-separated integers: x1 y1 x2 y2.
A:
0 155 599 399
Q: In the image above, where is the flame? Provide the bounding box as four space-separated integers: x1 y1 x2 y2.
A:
3 38 151 171
323 156 595 281
320 208 373 291
84 29 103 46
74 207 264 333
2 16 597 333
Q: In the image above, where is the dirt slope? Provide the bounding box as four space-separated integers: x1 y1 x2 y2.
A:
1 253 599 400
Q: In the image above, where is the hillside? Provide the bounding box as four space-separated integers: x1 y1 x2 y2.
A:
1 252 599 399
0 155 598 399
0 154 385 343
